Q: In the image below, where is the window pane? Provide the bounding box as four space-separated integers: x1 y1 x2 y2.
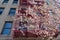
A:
2 29 11 35
9 8 16 16
4 22 12 29
0 8 4 15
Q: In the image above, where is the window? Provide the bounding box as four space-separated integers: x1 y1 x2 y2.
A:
36 11 41 16
58 24 60 30
9 8 16 16
0 7 4 15
2 21 13 35
21 8 27 10
20 0 27 5
12 0 18 5
2 0 9 4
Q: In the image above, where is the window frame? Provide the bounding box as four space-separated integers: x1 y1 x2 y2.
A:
0 7 4 15
12 0 18 5
2 0 9 4
1 21 13 35
9 8 16 16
